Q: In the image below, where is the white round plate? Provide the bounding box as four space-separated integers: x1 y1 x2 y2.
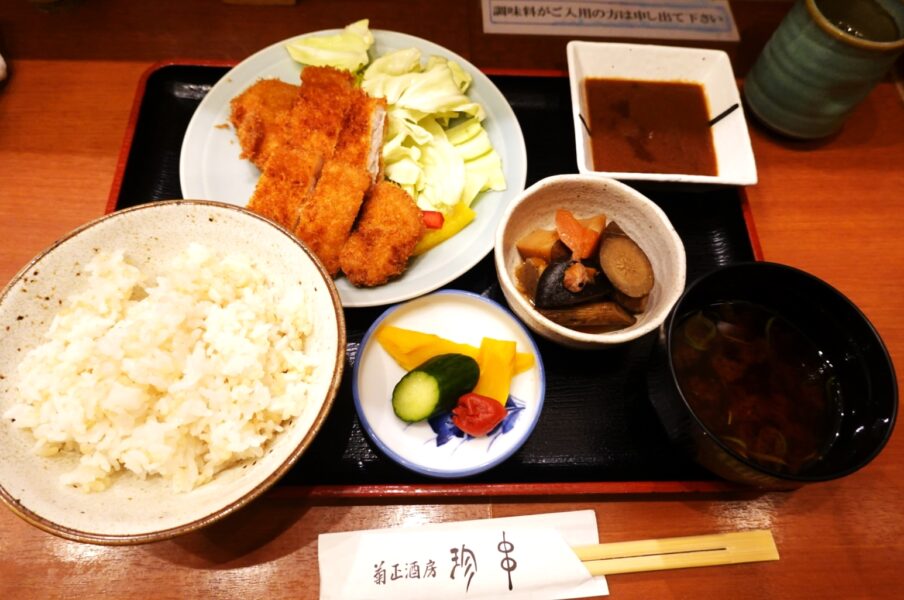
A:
180 30 528 308
353 290 545 478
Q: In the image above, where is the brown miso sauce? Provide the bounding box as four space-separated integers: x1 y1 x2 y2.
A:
671 301 843 475
584 78 718 176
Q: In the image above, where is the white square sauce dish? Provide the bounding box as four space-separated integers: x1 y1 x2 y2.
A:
567 41 757 186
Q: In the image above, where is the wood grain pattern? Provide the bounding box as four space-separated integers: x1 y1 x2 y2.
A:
1 2 902 598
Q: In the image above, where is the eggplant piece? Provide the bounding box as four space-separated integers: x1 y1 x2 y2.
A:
539 301 636 331
534 260 611 309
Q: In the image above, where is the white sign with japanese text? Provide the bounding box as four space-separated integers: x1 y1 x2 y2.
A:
481 0 739 42
318 510 608 599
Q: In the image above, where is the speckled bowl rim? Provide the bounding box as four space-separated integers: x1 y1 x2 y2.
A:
0 199 347 545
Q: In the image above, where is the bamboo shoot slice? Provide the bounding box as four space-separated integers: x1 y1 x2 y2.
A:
539 301 636 331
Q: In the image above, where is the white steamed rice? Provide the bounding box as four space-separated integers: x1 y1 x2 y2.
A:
4 243 318 493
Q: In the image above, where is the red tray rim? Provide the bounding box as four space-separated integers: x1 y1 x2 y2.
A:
106 59 764 498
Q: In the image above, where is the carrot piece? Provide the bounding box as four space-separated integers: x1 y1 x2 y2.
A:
555 209 599 259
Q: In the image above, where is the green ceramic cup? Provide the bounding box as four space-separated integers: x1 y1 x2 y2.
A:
744 0 904 139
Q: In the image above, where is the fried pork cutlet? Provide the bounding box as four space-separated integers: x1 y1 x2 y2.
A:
229 78 299 169
293 92 387 276
284 66 360 155
245 147 324 231
339 181 425 287
246 67 358 229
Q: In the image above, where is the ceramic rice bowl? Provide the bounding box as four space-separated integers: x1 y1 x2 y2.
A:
0 200 345 544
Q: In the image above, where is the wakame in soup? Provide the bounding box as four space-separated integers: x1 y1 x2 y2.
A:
671 301 843 475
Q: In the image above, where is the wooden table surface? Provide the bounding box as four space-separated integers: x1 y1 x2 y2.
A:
1 2 903 598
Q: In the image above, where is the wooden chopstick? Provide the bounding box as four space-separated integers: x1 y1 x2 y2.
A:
573 529 779 576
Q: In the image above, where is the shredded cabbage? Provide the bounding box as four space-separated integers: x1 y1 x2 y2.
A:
284 20 506 214
285 19 374 72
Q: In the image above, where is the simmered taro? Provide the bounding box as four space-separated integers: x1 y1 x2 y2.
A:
672 301 842 475
515 229 570 263
514 257 547 298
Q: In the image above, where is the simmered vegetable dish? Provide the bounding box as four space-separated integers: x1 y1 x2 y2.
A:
513 209 654 332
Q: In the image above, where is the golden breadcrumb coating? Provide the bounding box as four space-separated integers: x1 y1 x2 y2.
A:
229 78 298 168
340 182 425 287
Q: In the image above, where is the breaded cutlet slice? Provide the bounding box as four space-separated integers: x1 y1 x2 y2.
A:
247 67 357 229
229 78 299 168
246 148 324 230
331 92 386 180
339 181 426 287
293 92 387 276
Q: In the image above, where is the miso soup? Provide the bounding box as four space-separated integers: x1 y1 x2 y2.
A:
671 301 842 474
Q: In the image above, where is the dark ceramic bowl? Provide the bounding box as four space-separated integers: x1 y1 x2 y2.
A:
648 261 897 489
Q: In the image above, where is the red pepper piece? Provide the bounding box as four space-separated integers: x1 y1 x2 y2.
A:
422 210 445 229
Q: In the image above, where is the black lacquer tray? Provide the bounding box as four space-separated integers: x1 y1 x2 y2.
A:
108 63 761 497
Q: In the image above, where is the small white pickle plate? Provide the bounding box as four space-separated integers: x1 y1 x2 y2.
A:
353 290 546 478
